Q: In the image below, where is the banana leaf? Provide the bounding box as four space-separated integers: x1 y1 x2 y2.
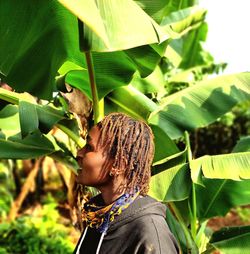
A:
0 105 20 138
149 163 191 202
190 152 250 183
232 136 250 152
0 0 82 99
206 226 250 254
1 1 208 100
149 73 250 139
0 131 58 159
196 178 250 220
59 0 168 52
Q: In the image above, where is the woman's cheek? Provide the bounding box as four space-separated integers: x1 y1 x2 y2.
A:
83 152 106 172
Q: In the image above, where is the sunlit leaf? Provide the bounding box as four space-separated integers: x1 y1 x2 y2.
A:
190 152 250 183
0 105 20 138
59 0 168 52
149 73 250 139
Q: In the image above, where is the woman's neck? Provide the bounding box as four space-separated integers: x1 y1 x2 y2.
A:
99 178 127 205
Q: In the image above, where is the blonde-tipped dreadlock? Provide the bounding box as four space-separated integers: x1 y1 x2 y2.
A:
97 113 155 196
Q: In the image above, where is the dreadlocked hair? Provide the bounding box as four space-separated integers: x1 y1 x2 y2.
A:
97 112 155 196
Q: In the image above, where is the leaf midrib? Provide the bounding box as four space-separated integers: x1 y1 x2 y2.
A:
204 179 227 217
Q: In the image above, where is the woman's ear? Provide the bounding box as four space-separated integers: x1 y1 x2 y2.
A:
109 167 122 177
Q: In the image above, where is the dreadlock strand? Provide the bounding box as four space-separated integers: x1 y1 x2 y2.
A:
97 113 154 196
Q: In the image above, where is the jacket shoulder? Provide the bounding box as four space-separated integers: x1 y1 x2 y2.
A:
122 214 179 254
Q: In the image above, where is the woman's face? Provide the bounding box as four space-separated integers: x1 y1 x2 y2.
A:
76 126 112 187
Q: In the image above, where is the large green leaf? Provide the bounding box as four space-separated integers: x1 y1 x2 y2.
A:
207 226 250 254
196 178 250 220
0 0 83 99
149 163 191 202
150 125 180 162
0 89 83 148
61 43 169 99
190 152 250 183
191 151 250 220
179 22 211 69
63 47 167 99
0 89 67 134
0 1 208 100
0 131 58 159
149 73 250 139
59 0 168 52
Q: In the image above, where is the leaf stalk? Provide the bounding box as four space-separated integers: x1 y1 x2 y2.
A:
85 52 104 124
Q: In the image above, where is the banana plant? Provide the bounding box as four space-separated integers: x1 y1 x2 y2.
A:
148 133 250 253
1 1 250 253
0 88 81 172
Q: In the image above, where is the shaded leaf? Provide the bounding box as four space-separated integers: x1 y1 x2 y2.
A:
196 178 250 220
207 226 250 254
0 0 82 99
152 145 186 172
232 136 250 153
131 66 166 95
19 100 39 138
0 131 57 159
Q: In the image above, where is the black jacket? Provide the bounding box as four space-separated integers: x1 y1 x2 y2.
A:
73 195 179 254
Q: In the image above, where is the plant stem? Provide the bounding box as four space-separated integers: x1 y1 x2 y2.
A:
0 88 19 104
185 131 197 239
195 220 208 248
169 202 196 253
85 52 104 124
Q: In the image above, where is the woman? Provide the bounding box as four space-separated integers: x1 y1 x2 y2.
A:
74 113 179 254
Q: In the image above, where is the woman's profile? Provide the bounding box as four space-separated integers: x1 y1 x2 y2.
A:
73 112 179 254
